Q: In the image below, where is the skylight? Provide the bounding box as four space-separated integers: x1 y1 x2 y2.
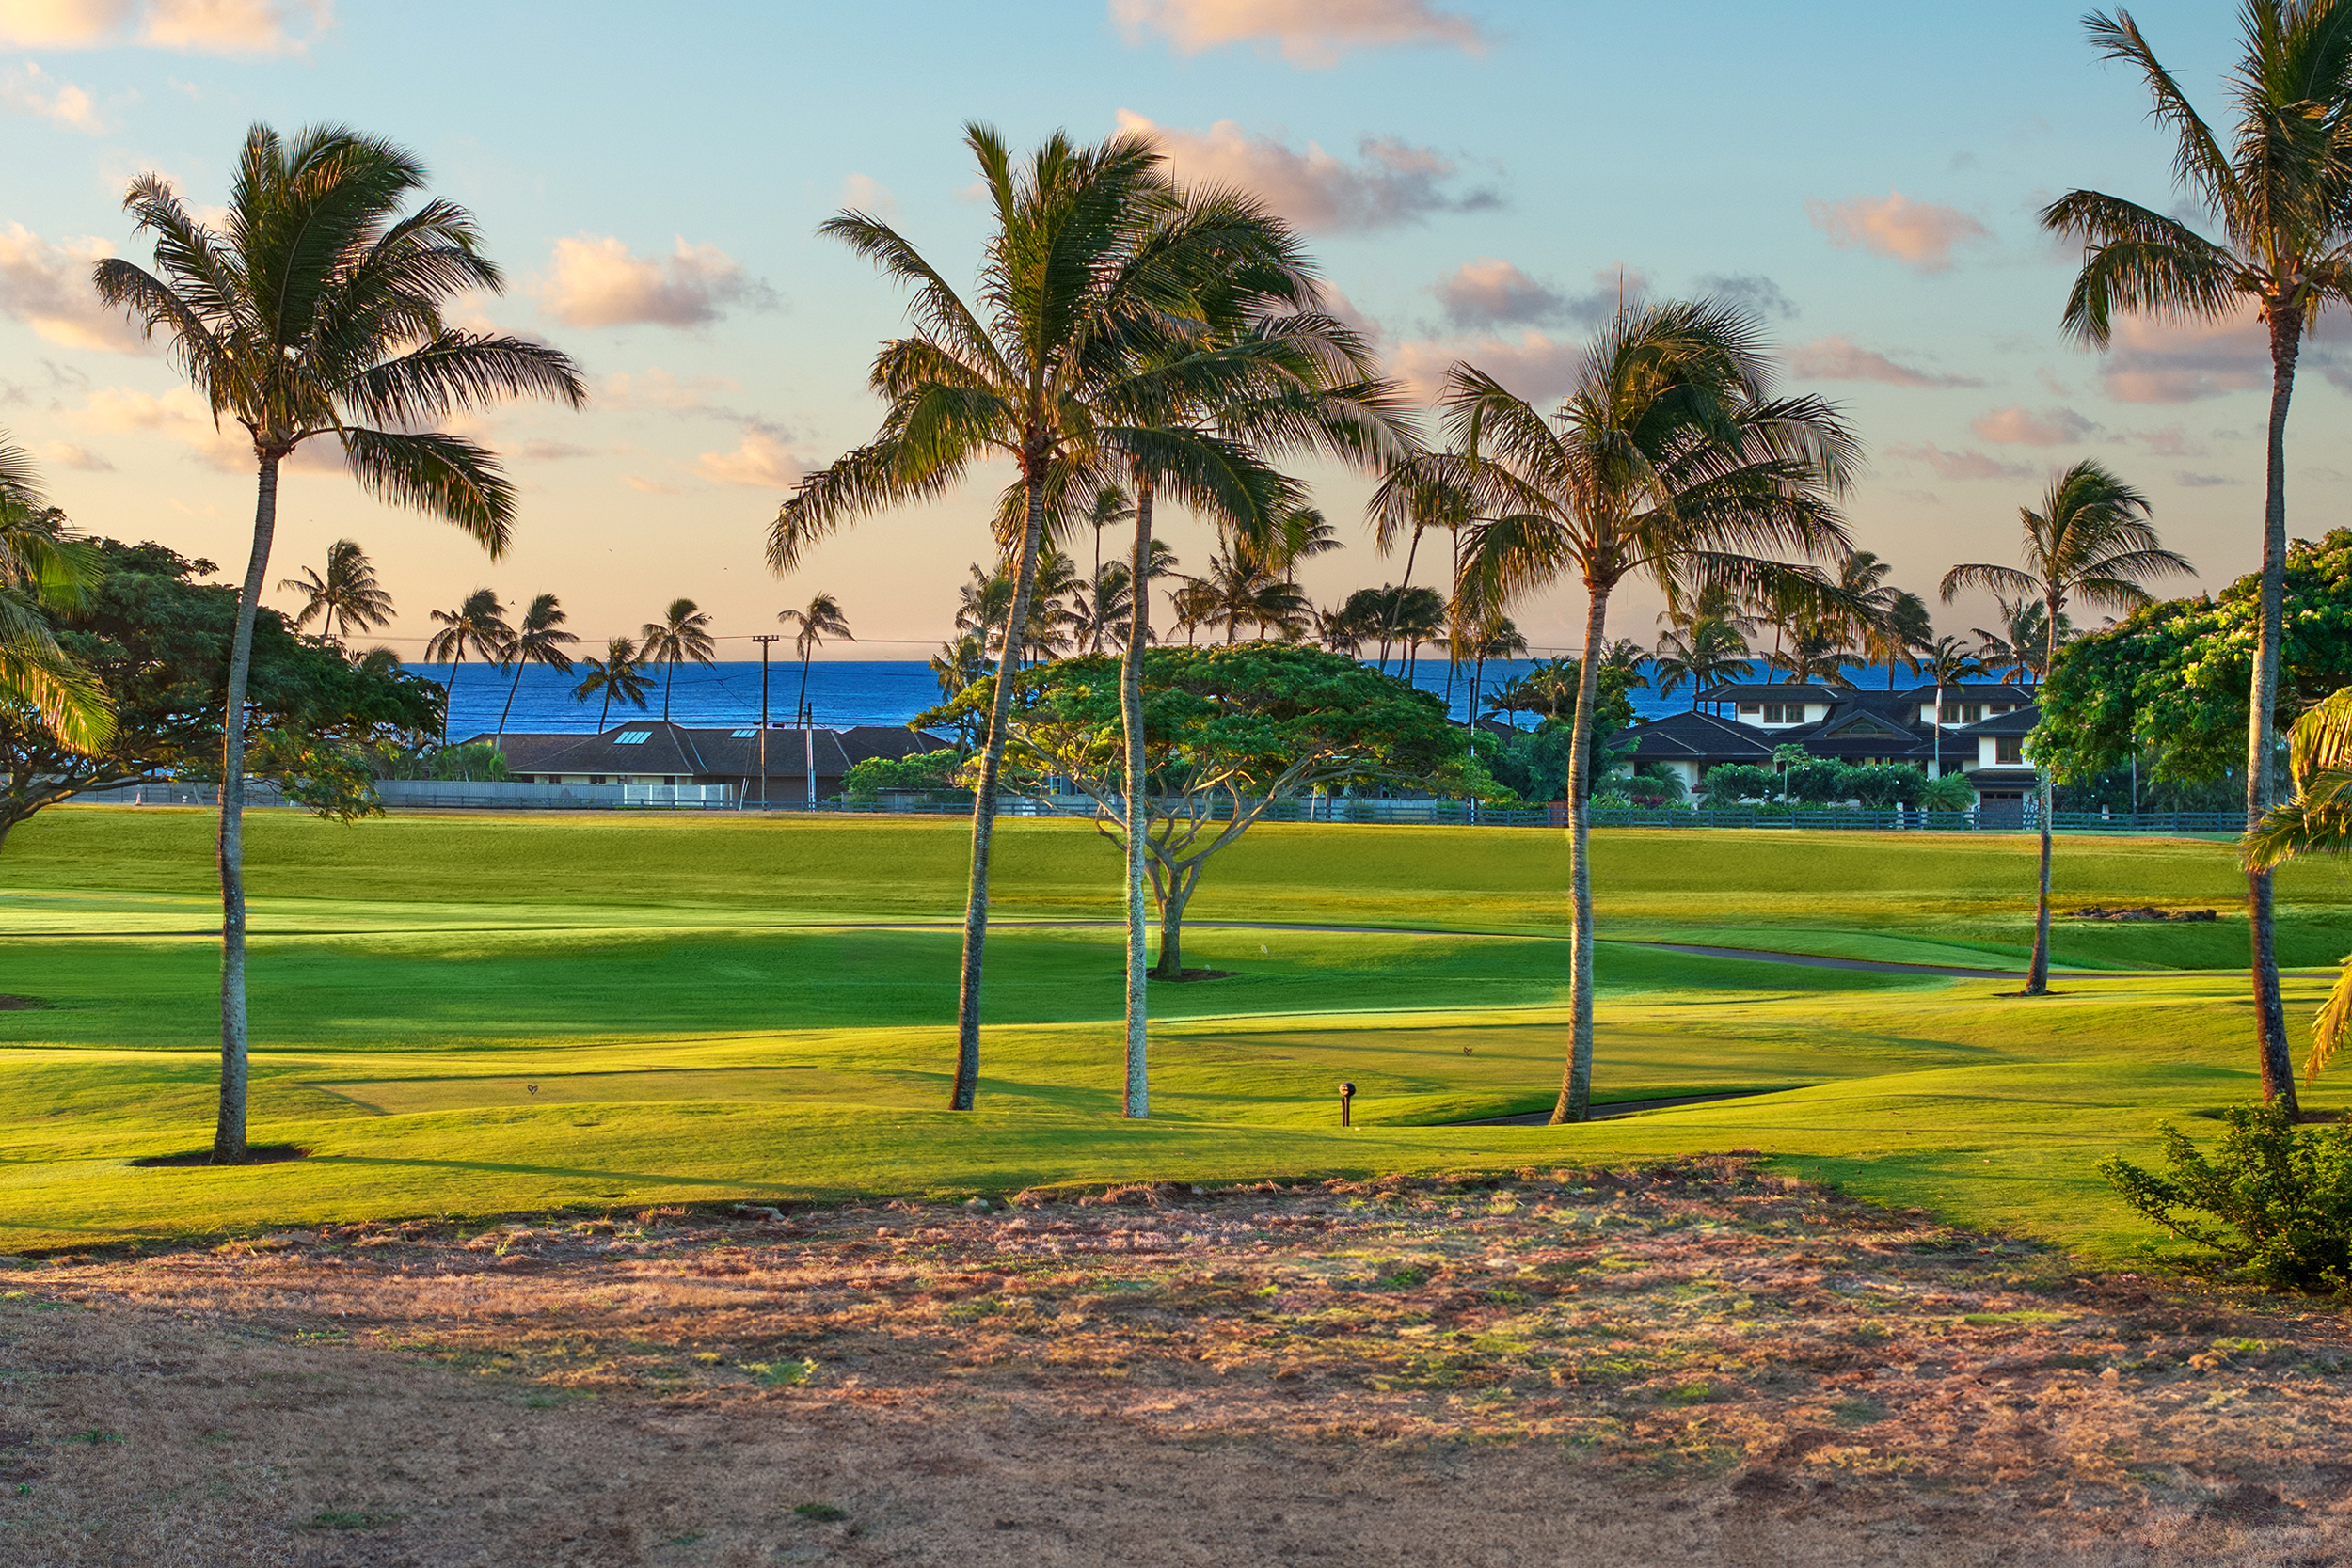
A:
730 727 757 737
615 730 651 745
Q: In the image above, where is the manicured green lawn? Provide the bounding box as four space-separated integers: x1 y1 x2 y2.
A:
2 805 2344 1259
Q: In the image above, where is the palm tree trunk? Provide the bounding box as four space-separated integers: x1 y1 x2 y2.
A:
497 665 522 741
952 443 1050 1111
662 659 675 721
1551 579 1613 1125
215 450 282 1163
441 651 462 747
796 651 815 731
1121 483 1154 1118
598 684 612 730
2026 594 2059 996
2248 315 2300 1111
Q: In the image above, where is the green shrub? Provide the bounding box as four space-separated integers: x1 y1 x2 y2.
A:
1920 771 1977 811
1700 763 1777 803
2100 1101 2352 1291
1845 763 1928 809
842 749 964 801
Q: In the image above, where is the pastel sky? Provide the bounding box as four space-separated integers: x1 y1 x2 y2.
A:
0 0 2328 660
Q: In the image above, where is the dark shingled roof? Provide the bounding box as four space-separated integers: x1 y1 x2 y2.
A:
1951 704 2041 737
468 721 862 780
1694 683 1840 703
1613 709 1776 761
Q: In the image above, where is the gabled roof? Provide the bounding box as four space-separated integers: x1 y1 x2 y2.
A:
1695 683 1839 703
837 725 951 764
469 722 854 779
1951 704 2041 736
1897 681 2038 702
1613 708 1776 761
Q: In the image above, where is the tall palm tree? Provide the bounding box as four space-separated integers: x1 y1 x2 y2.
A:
1368 465 1470 669
2246 686 2352 1085
0 437 111 752
771 123 1316 1112
1872 589 1935 689
1943 459 2193 999
2042 3 2352 1104
1261 503 1343 584
1654 616 1753 705
1425 299 1857 1123
278 539 393 643
423 589 512 745
1080 485 1134 653
1973 594 2074 683
640 597 715 721
91 123 582 1162
494 593 576 740
572 637 650 729
778 592 853 729
1919 635 1987 784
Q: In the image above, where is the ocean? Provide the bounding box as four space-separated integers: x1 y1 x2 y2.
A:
425 657 1929 740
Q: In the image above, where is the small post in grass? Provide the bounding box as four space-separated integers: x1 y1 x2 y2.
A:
1339 1081 1356 1128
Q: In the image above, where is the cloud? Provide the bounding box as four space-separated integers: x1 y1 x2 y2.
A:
838 172 898 219
1319 281 1385 347
1788 335 1981 388
0 0 334 54
2097 310 2267 404
516 438 596 462
1694 272 1797 321
0 224 147 353
1433 258 1561 328
1806 191 1991 273
695 428 804 490
72 383 246 468
2120 424 2204 457
533 234 776 329
1392 329 1582 404
38 438 110 471
621 473 677 496
2175 471 2238 488
0 63 103 132
598 366 745 418
1108 0 1487 67
1116 109 1498 232
1884 441 2030 482
1970 404 2095 446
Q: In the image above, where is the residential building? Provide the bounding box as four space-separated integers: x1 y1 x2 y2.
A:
468 721 949 805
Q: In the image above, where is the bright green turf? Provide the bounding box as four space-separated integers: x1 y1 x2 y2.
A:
4 805 2348 1259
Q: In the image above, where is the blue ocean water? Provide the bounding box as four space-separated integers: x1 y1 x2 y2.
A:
424 657 1922 740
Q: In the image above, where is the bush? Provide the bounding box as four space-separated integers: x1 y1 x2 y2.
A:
1846 763 1928 809
1780 755 1849 803
843 748 964 800
370 741 511 783
1699 763 1778 804
1920 772 1977 811
2100 1101 2352 1291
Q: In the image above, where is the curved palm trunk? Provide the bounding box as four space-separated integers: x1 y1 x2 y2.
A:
441 652 463 746
1551 579 1613 1125
662 659 675 721
796 652 815 730
2248 316 2299 1111
496 665 522 741
951 452 1049 1111
215 451 282 1162
597 685 613 729
2025 595 2058 996
1121 483 1154 1118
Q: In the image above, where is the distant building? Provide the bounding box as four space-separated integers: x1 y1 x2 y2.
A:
465 721 949 806
1611 681 2042 816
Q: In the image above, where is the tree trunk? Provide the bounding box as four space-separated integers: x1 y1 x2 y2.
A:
2249 312 2300 1111
441 653 462 746
1153 866 1196 980
2025 594 2059 995
797 650 815 731
662 659 675 721
215 449 282 1163
1551 579 1613 1125
1120 483 1154 1118
497 665 521 741
951 444 1050 1110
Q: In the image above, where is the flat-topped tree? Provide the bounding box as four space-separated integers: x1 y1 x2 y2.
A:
924 643 1470 979
92 123 586 1162
2042 3 2352 1108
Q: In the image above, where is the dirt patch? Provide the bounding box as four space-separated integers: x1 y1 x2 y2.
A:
0 993 47 1009
2071 907 2220 922
5 1164 2351 1565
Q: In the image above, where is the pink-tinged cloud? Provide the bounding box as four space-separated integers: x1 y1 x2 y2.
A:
1116 110 1498 232
599 367 744 415
1434 258 1562 327
621 474 678 496
695 429 803 490
1109 0 1486 68
1 62 103 132
533 235 775 330
1391 329 1583 405
1884 442 2030 482
1970 404 2095 446
1806 191 1990 274
2121 424 2204 458
1787 335 1981 388
39 439 111 471
0 0 333 54
0 224 146 353
2098 311 2266 404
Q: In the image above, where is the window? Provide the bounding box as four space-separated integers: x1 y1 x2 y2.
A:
1995 737 2025 765
589 775 605 784
730 727 757 737
1940 703 1983 723
615 730 651 745
1736 702 1760 716
1762 703 1800 724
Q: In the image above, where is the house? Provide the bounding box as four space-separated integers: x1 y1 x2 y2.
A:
1612 681 2041 807
466 721 950 806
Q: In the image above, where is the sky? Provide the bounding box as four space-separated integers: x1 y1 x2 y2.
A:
0 0 2334 662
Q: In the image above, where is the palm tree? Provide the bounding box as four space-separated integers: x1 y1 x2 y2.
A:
1424 298 1857 1123
1973 594 2074 683
1943 459 2193 1000
495 593 577 740
1871 589 1935 689
1261 503 1343 584
778 592 853 729
91 123 583 1162
2042 2 2352 1105
638 598 715 721
1368 465 1470 669
771 123 1318 1112
1079 485 1134 654
1654 616 1753 705
1919 635 1987 785
2246 687 2352 1085
0 437 111 752
1089 540 1180 651
1454 610 1527 741
423 589 513 745
278 539 393 644
572 637 651 729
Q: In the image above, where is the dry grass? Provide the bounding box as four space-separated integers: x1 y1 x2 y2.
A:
5 1163 2351 1565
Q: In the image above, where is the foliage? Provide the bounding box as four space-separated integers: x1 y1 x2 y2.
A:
278 539 393 642
1699 756 1930 809
8 538 442 839
1921 771 1979 812
2246 686 2352 1083
1701 763 1780 804
370 740 512 783
844 749 965 801
2041 530 2352 787
2101 1101 2352 1292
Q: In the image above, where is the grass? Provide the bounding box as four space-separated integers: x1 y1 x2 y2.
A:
3 805 2348 1261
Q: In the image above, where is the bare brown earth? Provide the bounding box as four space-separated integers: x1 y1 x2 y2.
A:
5 1162 2351 1566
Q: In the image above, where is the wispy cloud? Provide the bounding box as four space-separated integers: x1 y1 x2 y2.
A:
1392 329 1582 404
1431 259 1644 329
1807 191 1990 273
1117 109 1498 232
2097 311 2267 404
1694 272 1797 321
837 172 898 220
38 438 111 471
533 235 776 330
1108 0 1487 68
1885 441 2030 482
1970 404 2095 446
1788 335 1981 388
2174 471 2238 488
0 62 103 132
695 428 804 490
0 0 335 55
0 223 147 353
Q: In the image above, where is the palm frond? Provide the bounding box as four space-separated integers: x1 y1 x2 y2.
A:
336 427 514 555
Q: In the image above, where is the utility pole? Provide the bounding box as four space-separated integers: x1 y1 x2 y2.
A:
752 635 781 811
